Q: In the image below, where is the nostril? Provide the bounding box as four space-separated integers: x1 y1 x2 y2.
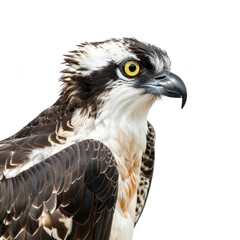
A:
155 75 167 80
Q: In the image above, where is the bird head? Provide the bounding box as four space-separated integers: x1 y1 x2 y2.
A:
60 38 187 120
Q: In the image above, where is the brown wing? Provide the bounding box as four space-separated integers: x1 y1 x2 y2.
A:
0 134 52 179
2 96 81 142
0 101 78 178
135 121 155 225
0 140 118 240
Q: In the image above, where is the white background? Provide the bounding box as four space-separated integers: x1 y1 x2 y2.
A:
0 1 239 239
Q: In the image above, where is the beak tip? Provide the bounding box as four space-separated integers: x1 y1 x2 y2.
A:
181 102 185 109
181 96 187 109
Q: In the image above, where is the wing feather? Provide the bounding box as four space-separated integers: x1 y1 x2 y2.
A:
0 140 118 240
135 121 155 225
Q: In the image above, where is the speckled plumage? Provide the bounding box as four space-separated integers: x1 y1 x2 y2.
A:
0 38 187 239
135 122 155 225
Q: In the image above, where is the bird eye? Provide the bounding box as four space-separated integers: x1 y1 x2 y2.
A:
122 60 141 78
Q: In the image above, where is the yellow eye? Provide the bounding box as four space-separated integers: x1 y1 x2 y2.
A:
123 60 141 77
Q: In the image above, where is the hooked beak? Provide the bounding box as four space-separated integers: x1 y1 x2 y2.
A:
139 70 187 108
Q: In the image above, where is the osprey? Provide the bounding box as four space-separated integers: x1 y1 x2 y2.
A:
0 38 187 240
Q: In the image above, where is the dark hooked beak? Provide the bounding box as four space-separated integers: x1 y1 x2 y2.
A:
139 70 187 108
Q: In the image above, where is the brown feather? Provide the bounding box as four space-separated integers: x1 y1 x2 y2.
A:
135 122 155 225
0 140 118 239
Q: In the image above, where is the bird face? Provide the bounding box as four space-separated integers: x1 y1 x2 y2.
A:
60 38 187 118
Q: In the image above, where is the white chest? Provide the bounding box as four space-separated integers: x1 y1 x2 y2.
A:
69 113 148 240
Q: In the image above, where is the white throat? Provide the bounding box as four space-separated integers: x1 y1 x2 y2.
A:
70 85 155 157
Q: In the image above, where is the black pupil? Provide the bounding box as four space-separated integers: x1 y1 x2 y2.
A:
129 64 136 72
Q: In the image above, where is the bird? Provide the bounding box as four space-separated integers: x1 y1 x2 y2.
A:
0 37 187 240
